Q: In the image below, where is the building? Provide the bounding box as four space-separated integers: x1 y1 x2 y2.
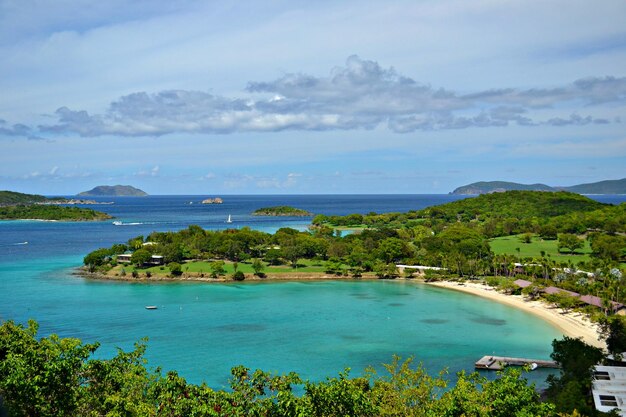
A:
592 366 626 416
115 253 164 266
116 253 132 263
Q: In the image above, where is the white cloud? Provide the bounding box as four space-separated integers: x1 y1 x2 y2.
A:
28 56 625 137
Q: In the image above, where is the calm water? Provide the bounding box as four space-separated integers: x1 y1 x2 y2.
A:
1 194 623 388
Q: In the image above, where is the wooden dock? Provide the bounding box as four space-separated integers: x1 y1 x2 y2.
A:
475 355 560 371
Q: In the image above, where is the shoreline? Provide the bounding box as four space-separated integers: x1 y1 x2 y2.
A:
425 280 605 349
77 268 606 348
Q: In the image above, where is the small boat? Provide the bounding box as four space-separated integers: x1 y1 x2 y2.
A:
226 214 232 223
530 362 538 371
145 305 158 310
112 221 123 226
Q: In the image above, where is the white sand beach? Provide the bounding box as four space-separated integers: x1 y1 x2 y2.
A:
426 280 605 349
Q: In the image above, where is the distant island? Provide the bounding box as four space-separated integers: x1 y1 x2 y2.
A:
78 185 148 197
451 178 626 195
252 206 313 216
202 197 223 204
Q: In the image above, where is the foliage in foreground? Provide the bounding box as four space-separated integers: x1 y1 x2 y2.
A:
0 320 567 417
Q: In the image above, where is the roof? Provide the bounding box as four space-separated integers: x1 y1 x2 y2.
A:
513 279 533 288
544 286 580 297
395 265 446 270
580 295 624 311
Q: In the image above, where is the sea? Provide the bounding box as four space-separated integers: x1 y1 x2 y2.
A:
1 194 625 389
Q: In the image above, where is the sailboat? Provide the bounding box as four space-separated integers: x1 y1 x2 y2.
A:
226 214 232 223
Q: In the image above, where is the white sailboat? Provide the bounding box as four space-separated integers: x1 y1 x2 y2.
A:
226 214 232 223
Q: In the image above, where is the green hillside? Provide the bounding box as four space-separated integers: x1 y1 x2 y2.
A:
78 185 147 196
451 181 554 195
452 178 626 195
563 178 626 194
0 190 53 205
417 190 607 222
0 205 112 221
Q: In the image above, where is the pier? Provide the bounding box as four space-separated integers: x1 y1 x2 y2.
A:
475 355 560 371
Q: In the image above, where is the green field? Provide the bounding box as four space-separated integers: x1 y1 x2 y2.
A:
489 234 592 263
115 258 329 276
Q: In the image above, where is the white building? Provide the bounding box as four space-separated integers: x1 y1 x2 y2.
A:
592 366 626 416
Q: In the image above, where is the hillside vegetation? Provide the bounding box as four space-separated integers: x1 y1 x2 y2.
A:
451 181 554 194
253 206 313 216
417 191 606 222
451 178 626 195
0 190 53 205
0 205 112 221
78 185 147 196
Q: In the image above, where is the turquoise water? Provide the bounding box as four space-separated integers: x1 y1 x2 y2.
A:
1 256 561 388
2 195 623 388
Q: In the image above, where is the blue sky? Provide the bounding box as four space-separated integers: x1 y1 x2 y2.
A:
1 0 625 195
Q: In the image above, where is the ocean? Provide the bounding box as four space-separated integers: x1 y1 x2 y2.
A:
1 194 624 388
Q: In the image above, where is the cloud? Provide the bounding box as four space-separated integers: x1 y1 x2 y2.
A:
222 173 301 190
18 56 626 137
134 165 160 177
0 119 30 136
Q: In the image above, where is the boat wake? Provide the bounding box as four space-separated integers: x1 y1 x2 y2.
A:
112 221 144 226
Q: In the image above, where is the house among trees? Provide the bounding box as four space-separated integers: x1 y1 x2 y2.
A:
116 253 132 263
115 253 164 266
513 281 625 314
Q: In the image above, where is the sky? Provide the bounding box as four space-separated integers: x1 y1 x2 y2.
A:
1 0 625 195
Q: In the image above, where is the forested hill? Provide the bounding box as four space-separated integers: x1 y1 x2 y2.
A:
451 178 626 195
415 191 608 222
78 185 147 196
564 178 626 194
451 181 554 195
0 190 53 205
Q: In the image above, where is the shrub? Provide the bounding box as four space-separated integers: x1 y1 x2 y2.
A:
232 271 245 281
168 262 182 276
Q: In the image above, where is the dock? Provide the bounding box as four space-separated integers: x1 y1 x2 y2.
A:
475 355 559 371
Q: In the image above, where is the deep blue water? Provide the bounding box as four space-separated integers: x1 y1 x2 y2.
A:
1 194 623 388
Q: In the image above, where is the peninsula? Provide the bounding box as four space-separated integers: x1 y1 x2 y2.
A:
78 185 148 197
0 190 113 221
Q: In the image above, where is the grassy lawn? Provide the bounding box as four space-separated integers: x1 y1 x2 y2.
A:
113 258 329 276
490 234 592 263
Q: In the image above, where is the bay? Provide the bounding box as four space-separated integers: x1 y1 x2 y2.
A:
1 194 623 388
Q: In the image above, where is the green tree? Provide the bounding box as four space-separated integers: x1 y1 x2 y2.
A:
251 258 266 276
83 248 112 272
0 320 98 417
435 368 555 417
367 355 446 416
301 369 374 417
539 224 558 240
168 262 182 276
558 233 583 254
546 336 604 415
591 234 625 263
130 248 152 267
599 316 626 356
209 260 226 278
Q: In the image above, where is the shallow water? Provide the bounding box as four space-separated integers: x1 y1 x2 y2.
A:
1 194 622 388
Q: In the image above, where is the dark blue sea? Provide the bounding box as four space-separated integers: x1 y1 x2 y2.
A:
1 194 624 388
